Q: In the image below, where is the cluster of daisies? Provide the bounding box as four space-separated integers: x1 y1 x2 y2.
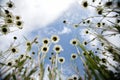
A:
0 0 23 35
24 35 65 64
63 0 120 48
40 35 65 64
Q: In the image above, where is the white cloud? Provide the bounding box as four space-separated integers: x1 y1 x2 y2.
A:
12 0 75 32
0 0 75 50
105 33 120 48
58 27 71 35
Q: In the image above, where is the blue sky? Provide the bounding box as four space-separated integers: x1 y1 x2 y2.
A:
34 2 86 76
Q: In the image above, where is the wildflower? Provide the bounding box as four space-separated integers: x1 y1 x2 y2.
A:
83 41 88 45
6 1 15 9
101 43 104 46
26 41 31 46
105 1 113 7
15 20 23 29
96 22 101 27
15 16 21 20
73 24 79 28
58 57 65 64
51 52 54 55
84 30 89 34
20 54 27 61
53 44 63 53
51 35 60 43
48 66 50 71
5 18 14 25
117 1 120 7
82 51 86 55
13 36 17 40
96 6 103 15
63 20 66 23
70 38 78 46
95 51 97 53
26 55 32 60
42 38 50 45
82 0 88 8
107 47 113 53
5 13 14 18
49 57 51 60
15 59 18 63
83 21 85 24
11 47 18 53
41 45 49 53
32 52 35 55
7 62 12 66
72 74 78 80
98 10 103 15
97 48 99 50
102 23 105 26
86 20 90 23
20 54 24 59
0 25 10 34
4 10 9 14
67 76 73 80
102 52 106 55
101 58 107 63
71 53 78 60
92 0 95 2
116 19 120 23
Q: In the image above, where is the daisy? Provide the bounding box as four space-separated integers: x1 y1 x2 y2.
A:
58 57 65 64
51 35 60 43
84 29 89 34
15 15 21 20
0 25 10 35
83 41 88 46
7 62 12 66
41 45 49 53
6 1 15 9
11 47 18 53
105 1 113 7
81 0 88 8
26 41 31 46
70 38 78 46
15 20 23 29
72 74 78 80
71 53 78 60
42 38 50 45
53 44 63 53
5 18 14 25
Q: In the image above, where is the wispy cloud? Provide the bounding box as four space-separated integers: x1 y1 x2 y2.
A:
58 27 71 35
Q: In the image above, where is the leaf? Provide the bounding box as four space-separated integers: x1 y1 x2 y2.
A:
27 68 37 77
23 67 27 77
114 26 120 33
17 58 27 68
27 46 31 52
39 63 45 80
3 73 11 80
0 62 6 66
12 74 17 80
